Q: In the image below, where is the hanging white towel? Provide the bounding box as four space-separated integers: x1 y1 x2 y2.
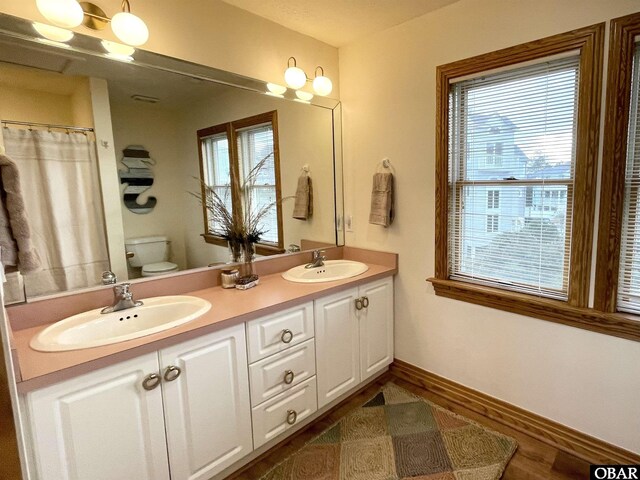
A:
369 172 394 227
293 174 313 220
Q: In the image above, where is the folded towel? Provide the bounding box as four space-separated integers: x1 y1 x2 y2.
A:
292 174 313 220
369 172 394 227
0 154 41 274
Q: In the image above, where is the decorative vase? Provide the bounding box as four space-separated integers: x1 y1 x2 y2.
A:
239 238 256 280
227 237 242 263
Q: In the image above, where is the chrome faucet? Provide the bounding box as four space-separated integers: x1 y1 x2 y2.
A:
305 250 326 269
101 270 117 285
101 283 143 314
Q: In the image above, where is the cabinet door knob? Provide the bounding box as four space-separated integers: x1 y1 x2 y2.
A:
283 369 295 385
362 296 370 308
355 297 363 310
281 329 294 344
286 409 298 425
142 373 161 391
163 365 181 382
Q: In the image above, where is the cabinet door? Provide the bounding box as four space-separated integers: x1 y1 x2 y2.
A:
26 353 169 480
160 324 253 480
314 287 360 408
359 277 394 381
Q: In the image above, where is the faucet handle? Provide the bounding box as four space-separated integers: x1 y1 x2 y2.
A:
102 271 117 285
114 283 132 296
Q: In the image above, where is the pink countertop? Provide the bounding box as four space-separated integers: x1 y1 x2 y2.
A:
11 252 396 393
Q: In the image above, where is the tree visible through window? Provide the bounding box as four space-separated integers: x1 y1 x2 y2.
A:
197 111 284 254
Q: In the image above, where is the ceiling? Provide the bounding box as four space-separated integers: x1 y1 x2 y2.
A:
221 0 461 47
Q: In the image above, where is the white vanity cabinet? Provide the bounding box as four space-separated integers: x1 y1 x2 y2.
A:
315 277 394 408
25 324 252 480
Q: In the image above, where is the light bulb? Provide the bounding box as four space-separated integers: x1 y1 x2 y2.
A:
36 0 84 28
101 40 135 57
266 83 287 95
312 75 333 96
33 22 74 42
111 11 149 46
295 91 314 102
284 66 307 89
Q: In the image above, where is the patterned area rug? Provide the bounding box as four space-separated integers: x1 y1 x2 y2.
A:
260 382 517 480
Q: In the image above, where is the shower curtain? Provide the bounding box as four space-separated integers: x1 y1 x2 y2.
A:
2 127 109 298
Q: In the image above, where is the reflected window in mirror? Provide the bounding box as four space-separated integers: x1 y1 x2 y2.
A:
197 111 284 255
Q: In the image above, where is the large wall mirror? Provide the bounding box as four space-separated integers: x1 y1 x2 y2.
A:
0 13 344 304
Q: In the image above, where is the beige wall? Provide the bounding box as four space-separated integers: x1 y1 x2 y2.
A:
0 0 339 98
339 0 640 453
110 101 188 274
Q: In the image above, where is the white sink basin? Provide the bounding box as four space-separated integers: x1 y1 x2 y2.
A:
31 295 211 352
282 260 369 283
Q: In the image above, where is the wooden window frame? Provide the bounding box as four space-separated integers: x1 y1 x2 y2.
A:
594 13 640 335
429 25 614 337
197 111 285 256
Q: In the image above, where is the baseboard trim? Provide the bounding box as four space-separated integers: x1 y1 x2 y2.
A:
390 359 640 465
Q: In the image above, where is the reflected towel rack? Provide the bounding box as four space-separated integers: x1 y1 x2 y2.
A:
1 119 94 133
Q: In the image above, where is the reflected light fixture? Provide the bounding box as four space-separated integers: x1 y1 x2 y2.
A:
312 66 333 96
284 57 307 90
35 0 149 47
295 91 314 102
33 22 74 42
101 40 135 60
266 83 287 97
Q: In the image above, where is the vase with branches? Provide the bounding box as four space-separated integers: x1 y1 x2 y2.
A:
193 151 290 286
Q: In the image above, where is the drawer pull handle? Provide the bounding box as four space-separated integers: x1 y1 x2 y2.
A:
283 370 295 385
142 373 161 391
355 298 363 311
281 329 294 344
163 365 181 382
362 296 370 308
286 409 298 425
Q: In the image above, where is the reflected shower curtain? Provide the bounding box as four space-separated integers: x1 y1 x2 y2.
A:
3 127 109 298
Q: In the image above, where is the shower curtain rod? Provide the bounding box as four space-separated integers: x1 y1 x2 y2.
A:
1 120 94 133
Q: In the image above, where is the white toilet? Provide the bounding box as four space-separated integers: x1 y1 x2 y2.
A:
125 236 179 277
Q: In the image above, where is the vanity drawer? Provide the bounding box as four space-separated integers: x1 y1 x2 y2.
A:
246 302 314 363
251 376 317 449
249 339 316 407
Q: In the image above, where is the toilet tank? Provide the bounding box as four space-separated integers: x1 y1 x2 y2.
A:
125 236 169 267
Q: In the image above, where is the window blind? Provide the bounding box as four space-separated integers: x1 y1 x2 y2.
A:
236 123 278 245
617 42 640 314
201 133 232 236
448 56 580 299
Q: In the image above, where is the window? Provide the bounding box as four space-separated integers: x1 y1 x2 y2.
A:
432 25 604 331
487 190 500 209
197 111 284 254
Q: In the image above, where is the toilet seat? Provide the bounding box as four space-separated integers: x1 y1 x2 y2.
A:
142 261 179 276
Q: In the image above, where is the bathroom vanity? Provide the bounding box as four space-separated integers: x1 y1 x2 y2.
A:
5 248 396 480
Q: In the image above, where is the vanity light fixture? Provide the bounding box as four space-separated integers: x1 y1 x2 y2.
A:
35 0 149 47
284 57 307 90
312 66 333 96
36 0 84 28
283 57 333 97
32 22 75 43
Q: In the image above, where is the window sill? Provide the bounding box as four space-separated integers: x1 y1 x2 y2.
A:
428 277 640 342
202 234 285 256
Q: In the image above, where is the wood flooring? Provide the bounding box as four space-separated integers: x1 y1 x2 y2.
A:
0 373 593 480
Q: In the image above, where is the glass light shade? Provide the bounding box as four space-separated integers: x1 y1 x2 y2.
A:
101 40 135 57
33 22 74 42
111 11 149 46
295 91 314 101
313 75 333 96
284 66 306 89
36 0 83 28
266 83 287 95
